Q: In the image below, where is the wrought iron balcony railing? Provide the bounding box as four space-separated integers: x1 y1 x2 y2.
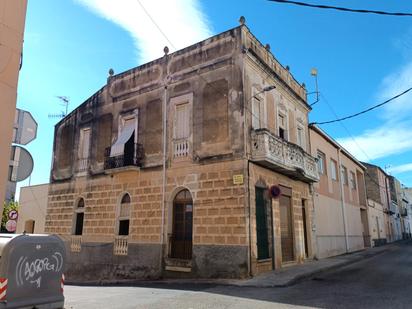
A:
250 129 319 183
104 143 144 170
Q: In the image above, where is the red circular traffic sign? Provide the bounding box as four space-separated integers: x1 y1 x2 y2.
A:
8 210 18 220
6 220 17 232
269 185 281 198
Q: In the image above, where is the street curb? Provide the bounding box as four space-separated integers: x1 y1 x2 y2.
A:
248 247 391 288
65 244 396 288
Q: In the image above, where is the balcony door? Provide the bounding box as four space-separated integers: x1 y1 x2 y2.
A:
124 132 135 166
171 189 193 260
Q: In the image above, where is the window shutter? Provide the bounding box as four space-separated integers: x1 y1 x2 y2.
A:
175 103 189 139
252 96 260 129
260 99 267 129
82 129 90 159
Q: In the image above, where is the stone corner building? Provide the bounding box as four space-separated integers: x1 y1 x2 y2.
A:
46 23 319 281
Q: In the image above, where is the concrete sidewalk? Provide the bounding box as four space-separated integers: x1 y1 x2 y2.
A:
235 243 393 287
67 242 399 288
159 242 395 288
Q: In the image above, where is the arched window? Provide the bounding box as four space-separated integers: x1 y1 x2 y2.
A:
73 198 85 235
118 193 131 236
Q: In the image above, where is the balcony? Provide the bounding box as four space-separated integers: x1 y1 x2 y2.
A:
173 138 190 159
70 236 82 253
104 143 144 170
76 158 89 173
114 236 128 256
250 129 319 183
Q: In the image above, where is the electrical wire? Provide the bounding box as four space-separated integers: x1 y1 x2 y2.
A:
318 92 393 193
136 0 309 143
311 87 412 125
267 0 412 17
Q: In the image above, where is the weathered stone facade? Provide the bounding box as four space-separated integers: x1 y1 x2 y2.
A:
46 24 318 281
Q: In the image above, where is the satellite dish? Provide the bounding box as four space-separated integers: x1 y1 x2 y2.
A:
9 145 34 182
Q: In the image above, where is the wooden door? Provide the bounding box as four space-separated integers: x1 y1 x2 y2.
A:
280 195 294 262
171 190 193 260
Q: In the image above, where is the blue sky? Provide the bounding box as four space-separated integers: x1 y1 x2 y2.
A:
16 0 412 191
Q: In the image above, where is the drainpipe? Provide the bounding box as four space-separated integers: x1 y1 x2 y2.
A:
241 40 253 277
337 148 349 252
384 176 392 242
159 47 169 274
307 127 317 259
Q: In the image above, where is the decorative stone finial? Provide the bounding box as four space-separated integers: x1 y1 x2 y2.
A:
163 46 169 55
239 16 246 25
286 65 290 71
302 82 306 89
108 68 114 76
265 44 271 51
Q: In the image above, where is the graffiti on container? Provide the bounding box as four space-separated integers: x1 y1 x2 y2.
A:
15 252 64 288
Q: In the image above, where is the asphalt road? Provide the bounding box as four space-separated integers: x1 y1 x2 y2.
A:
64 241 412 309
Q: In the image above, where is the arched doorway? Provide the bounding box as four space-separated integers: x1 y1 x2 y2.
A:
170 189 193 260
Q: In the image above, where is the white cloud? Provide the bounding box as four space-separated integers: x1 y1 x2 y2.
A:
379 60 412 120
75 0 212 63
337 56 412 163
388 163 412 174
337 123 412 162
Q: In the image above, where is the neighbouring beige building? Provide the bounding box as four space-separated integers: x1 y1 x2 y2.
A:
17 183 48 234
363 163 391 246
0 0 28 209
309 125 368 258
46 21 319 281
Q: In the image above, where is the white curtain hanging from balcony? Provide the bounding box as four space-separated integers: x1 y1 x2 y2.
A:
110 121 135 157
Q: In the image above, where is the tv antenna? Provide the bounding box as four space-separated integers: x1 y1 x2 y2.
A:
308 68 320 106
48 96 70 119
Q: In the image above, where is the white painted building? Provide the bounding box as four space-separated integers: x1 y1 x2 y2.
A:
17 183 48 233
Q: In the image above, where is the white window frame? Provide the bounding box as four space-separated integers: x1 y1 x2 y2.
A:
170 93 193 160
317 151 326 175
330 159 338 181
78 127 91 160
251 87 267 130
118 110 138 144
350 171 357 190
72 197 85 236
278 112 288 140
117 193 131 236
297 125 305 149
174 102 190 140
341 165 349 185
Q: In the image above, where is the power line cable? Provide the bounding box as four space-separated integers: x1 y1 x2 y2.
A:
136 0 286 135
267 0 412 17
310 87 412 125
318 92 392 192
